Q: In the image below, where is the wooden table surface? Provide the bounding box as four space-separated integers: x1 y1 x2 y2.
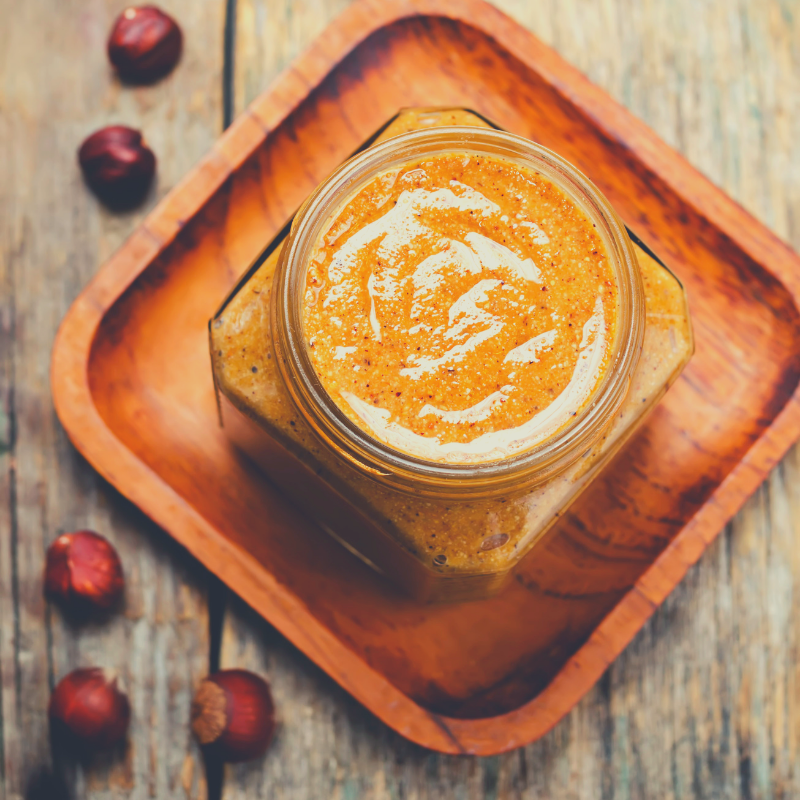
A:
2 0 800 797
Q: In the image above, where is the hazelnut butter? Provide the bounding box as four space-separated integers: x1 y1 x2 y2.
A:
303 152 617 464
210 109 693 603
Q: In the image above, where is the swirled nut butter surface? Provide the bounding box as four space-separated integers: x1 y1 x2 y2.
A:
303 153 618 463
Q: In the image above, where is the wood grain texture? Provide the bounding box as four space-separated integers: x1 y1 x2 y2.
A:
52 0 800 756
4 0 795 793
220 0 800 795
0 0 224 797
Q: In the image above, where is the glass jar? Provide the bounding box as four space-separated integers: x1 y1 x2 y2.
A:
210 108 693 603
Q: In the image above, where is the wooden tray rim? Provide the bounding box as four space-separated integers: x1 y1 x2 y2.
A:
51 0 800 755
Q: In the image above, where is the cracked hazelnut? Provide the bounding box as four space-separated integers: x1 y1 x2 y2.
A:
191 670 275 763
78 126 156 209
107 6 183 83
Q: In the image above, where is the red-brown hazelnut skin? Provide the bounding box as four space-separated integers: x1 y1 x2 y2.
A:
191 670 275 763
78 126 156 209
45 530 124 610
107 6 183 83
49 668 131 750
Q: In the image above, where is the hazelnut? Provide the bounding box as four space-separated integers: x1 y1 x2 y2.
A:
49 668 130 751
107 6 183 84
78 126 156 209
191 670 275 763
44 530 124 611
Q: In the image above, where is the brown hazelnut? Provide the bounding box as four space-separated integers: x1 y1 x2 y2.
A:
49 668 130 751
44 530 124 611
191 670 275 763
78 126 156 209
107 6 183 84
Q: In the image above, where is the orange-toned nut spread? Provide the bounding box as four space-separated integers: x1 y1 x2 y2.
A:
303 153 618 463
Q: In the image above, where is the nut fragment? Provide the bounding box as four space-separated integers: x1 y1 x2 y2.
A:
107 5 183 83
78 126 156 209
480 533 510 551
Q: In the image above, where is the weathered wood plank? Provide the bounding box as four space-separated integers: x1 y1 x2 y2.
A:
233 0 353 115
0 0 226 797
220 0 800 796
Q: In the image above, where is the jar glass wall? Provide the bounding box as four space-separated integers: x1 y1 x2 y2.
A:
210 108 693 603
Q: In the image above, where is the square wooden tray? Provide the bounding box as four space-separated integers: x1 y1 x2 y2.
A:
52 0 800 755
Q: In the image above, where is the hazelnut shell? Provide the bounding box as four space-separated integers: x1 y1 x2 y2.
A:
78 126 156 209
49 668 130 750
44 530 124 610
191 670 275 763
107 5 183 83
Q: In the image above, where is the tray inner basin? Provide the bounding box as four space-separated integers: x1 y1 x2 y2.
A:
89 17 800 718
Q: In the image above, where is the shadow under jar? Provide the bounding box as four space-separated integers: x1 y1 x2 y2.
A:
210 108 693 603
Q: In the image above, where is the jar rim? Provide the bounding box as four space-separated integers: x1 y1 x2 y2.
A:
272 127 645 497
